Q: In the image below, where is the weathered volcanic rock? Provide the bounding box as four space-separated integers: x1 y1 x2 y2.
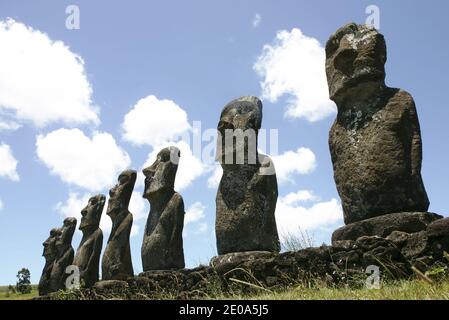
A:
73 194 105 287
426 217 449 259
332 212 442 244
49 217 77 292
38 228 59 296
102 170 136 280
326 23 429 224
210 251 275 274
141 146 185 271
215 96 280 254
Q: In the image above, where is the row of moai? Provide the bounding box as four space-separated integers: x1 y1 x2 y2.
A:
39 23 446 296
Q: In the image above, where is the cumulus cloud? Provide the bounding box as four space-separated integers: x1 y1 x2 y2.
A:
56 191 147 237
122 95 191 146
272 147 317 184
0 120 21 132
0 143 19 181
185 202 206 225
184 202 208 237
254 28 335 122
142 140 207 191
276 192 343 243
36 128 131 192
0 19 99 127
207 165 222 189
252 13 262 28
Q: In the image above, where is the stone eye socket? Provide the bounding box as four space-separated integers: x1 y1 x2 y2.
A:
118 174 129 184
333 48 357 75
218 120 234 131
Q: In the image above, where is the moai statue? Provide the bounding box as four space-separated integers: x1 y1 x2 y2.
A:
73 194 105 287
49 217 77 292
141 147 185 271
215 96 280 255
325 23 429 225
101 170 136 280
38 228 60 296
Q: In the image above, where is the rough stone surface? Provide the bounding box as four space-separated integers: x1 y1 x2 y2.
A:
38 228 59 296
426 218 449 259
40 236 424 300
102 170 136 280
332 212 442 243
73 194 105 287
325 23 429 224
141 146 185 271
49 217 77 293
215 96 280 254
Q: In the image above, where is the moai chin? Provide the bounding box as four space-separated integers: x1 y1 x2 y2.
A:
73 194 105 287
215 96 280 255
141 146 185 271
38 228 59 296
326 23 429 224
49 217 77 293
101 170 136 280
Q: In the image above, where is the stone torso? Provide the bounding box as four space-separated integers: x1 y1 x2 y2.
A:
102 212 133 280
216 159 279 254
73 228 103 287
329 88 429 224
49 248 74 292
142 192 185 271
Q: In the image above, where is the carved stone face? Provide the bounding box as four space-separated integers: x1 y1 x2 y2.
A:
42 228 59 260
80 194 105 231
55 217 77 255
217 96 262 166
325 23 386 104
106 170 136 218
143 147 179 199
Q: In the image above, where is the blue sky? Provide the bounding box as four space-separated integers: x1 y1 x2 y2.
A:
0 0 448 285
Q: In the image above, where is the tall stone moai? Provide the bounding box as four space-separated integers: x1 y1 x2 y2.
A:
49 217 77 292
102 170 136 280
215 96 280 255
141 146 185 271
325 23 429 225
38 228 59 296
73 194 105 287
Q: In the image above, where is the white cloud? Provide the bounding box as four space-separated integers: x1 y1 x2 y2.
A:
276 194 343 243
272 147 317 184
56 191 147 238
0 198 3 210
0 19 99 127
185 202 206 225
252 13 262 28
122 95 191 146
36 128 131 192
207 165 222 189
0 143 19 181
281 190 317 206
183 202 208 237
0 120 21 131
142 140 207 191
254 28 336 122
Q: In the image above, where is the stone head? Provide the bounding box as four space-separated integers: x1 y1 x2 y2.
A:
42 228 59 260
325 23 387 105
80 194 106 231
106 169 137 219
217 96 262 166
55 217 77 255
143 146 179 200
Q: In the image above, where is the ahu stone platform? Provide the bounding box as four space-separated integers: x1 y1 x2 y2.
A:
38 218 449 300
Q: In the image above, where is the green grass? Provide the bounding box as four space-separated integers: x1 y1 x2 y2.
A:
0 285 39 300
220 279 449 300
